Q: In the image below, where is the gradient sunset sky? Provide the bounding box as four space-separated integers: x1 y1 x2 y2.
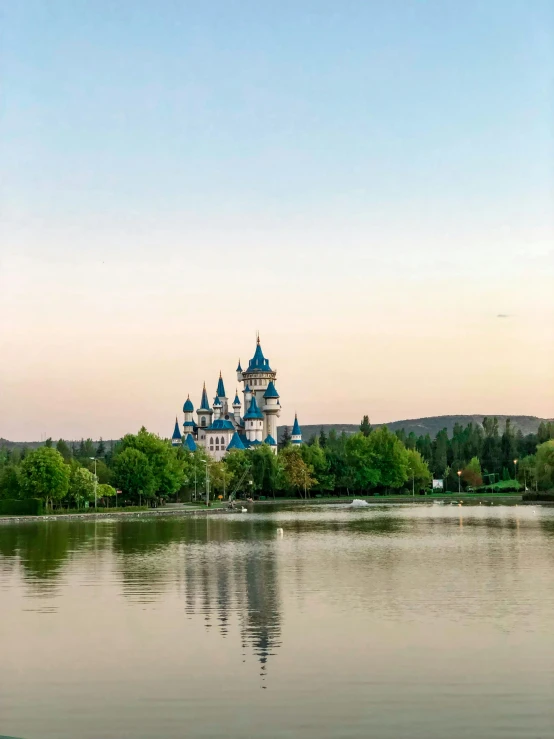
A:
1 1 553 441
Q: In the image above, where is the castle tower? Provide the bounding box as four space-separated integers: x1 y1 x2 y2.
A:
262 381 280 450
232 390 242 426
243 383 252 415
216 371 228 415
183 395 195 436
197 382 213 442
236 360 243 383
213 396 222 420
291 414 302 445
244 395 264 443
240 335 278 437
171 417 182 446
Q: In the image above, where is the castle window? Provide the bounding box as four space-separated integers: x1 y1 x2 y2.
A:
210 438 214 446
201 417 206 427
216 445 219 451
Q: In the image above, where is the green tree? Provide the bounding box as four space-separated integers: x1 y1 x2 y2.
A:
432 429 449 476
222 448 252 494
345 433 380 491
301 440 334 493
366 426 410 489
535 441 554 489
250 445 282 497
360 415 372 437
279 426 292 450
19 447 70 508
482 417 502 475
501 419 518 477
280 446 316 498
319 428 328 448
118 428 184 497
112 448 155 502
0 464 22 499
98 483 116 505
461 457 483 487
44 437 53 448
405 449 432 492
56 439 72 463
69 466 96 507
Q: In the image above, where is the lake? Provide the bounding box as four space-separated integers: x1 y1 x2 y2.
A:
1 504 554 739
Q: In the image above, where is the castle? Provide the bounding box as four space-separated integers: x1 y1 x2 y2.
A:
171 336 302 460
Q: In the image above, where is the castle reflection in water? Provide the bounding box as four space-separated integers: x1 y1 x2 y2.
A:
0 515 283 678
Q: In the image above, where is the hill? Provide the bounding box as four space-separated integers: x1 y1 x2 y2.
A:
277 415 553 441
1 416 551 451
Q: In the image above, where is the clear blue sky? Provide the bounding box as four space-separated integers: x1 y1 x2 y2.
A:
1 1 553 439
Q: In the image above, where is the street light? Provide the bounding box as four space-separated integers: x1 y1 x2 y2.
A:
457 469 462 495
513 458 518 490
90 457 98 510
202 461 210 506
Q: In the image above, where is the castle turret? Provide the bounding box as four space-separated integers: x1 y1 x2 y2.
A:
171 417 182 446
213 396 222 421
197 382 213 436
291 414 302 445
236 359 243 383
243 384 252 415
184 434 197 452
263 381 281 448
216 371 228 414
232 390 242 426
244 395 264 443
183 395 195 436
264 434 278 454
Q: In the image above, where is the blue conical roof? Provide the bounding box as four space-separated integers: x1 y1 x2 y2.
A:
248 337 272 371
184 434 197 452
263 381 280 399
199 383 210 410
227 431 246 451
213 396 222 407
233 390 241 406
244 384 251 392
172 418 182 440
264 434 277 446
292 414 301 436
216 372 226 398
183 395 194 413
244 395 264 420
236 359 242 372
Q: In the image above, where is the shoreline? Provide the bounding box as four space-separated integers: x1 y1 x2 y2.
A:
0 494 533 525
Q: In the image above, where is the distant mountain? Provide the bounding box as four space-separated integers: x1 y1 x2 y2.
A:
277 415 553 442
2 416 552 451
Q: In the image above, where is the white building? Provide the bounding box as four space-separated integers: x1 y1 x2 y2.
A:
171 336 302 459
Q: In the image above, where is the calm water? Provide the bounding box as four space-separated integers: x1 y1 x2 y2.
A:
1 504 554 739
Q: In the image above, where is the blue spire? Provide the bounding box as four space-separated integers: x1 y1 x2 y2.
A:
183 395 194 413
233 390 241 406
172 417 182 441
248 334 272 371
227 431 246 451
244 383 251 392
264 434 277 446
244 395 264 420
236 359 242 372
216 371 226 398
199 383 210 410
292 414 301 437
213 396 222 407
263 381 280 399
184 434 197 452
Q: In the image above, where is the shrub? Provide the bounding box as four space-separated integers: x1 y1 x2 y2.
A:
522 492 554 503
0 498 44 516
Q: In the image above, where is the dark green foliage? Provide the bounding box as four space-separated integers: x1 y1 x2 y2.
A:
0 498 44 516
359 415 372 437
278 425 292 450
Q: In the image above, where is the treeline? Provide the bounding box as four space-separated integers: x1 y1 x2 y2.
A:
1 418 553 509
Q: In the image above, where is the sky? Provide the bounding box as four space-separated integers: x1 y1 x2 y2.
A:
1 1 553 441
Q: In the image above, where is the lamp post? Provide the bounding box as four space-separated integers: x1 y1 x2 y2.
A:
90 457 98 510
513 458 518 490
203 461 210 506
457 470 462 495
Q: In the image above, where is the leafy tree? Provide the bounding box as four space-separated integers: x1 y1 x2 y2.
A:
366 426 410 489
462 457 483 487
432 429 448 476
360 415 372 437
96 438 106 458
250 445 282 497
19 448 70 508
0 465 22 499
345 433 379 491
405 449 432 491
44 437 53 448
117 428 184 497
56 439 72 463
280 446 316 497
301 440 334 493
501 419 518 477
416 434 433 464
209 461 233 498
112 448 155 502
482 417 502 475
279 426 292 450
68 466 96 507
222 449 252 493
535 441 554 489
319 428 328 448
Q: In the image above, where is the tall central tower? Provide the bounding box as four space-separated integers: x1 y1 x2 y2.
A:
239 335 280 440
